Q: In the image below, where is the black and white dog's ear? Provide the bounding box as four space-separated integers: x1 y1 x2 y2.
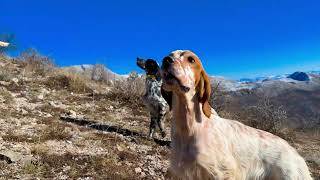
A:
161 87 172 110
136 57 146 70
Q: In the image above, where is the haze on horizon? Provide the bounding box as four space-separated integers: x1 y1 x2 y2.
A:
1 0 320 79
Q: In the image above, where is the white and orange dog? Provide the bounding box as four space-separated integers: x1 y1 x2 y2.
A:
161 50 312 180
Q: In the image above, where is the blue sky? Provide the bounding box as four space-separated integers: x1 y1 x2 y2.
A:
1 0 320 79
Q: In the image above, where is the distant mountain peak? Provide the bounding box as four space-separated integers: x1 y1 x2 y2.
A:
287 72 310 81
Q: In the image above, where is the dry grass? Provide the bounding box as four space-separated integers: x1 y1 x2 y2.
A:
113 72 144 97
36 104 67 117
110 72 145 110
2 131 38 143
0 87 14 104
2 122 72 143
0 68 12 82
31 152 133 179
38 122 73 141
45 70 92 94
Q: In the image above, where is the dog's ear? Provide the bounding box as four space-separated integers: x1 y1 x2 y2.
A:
161 87 172 110
136 57 146 70
197 70 212 118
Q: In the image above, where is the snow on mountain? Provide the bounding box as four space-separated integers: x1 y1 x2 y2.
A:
211 71 320 92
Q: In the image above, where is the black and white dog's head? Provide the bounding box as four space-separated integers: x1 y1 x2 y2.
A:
137 57 161 81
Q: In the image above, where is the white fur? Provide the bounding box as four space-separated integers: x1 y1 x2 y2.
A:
168 51 313 180
171 95 313 180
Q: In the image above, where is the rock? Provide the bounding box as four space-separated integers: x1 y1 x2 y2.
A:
149 169 156 176
140 172 146 178
0 81 10 86
116 144 124 152
48 101 55 106
19 108 28 115
49 101 67 109
0 154 13 164
41 88 50 94
63 165 71 172
37 94 44 100
134 167 142 174
0 150 23 163
19 91 28 97
67 110 77 118
11 78 19 84
44 113 53 118
20 155 35 165
37 88 50 100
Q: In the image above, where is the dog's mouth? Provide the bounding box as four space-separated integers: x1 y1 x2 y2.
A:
165 72 176 80
162 71 190 93
162 71 178 83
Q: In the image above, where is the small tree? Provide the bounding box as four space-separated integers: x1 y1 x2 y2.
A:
210 82 231 113
247 95 287 134
91 64 106 81
18 48 55 76
113 72 145 97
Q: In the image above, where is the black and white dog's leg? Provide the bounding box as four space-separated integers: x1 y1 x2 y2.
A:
157 105 167 138
149 113 157 138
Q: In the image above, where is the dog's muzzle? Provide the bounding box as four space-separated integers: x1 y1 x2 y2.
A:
161 56 190 93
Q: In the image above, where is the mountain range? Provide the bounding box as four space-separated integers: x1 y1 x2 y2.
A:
211 71 320 92
209 70 320 129
64 64 320 90
58 64 320 128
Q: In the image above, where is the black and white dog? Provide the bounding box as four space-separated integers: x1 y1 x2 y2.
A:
137 58 169 138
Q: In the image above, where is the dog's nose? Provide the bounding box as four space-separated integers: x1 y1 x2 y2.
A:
162 56 174 70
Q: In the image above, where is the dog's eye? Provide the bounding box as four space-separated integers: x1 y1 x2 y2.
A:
188 56 195 63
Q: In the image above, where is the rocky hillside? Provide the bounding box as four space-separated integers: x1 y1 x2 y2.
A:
0 54 319 179
211 71 320 128
0 55 171 179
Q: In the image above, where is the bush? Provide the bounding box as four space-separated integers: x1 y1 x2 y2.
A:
18 48 55 76
0 87 13 104
0 68 12 82
210 82 231 113
45 71 92 94
113 71 145 98
209 86 294 140
39 123 73 141
109 72 145 108
91 64 121 86
91 64 106 81
246 96 287 133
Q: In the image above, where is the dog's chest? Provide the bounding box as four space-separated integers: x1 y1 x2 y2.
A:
144 79 162 98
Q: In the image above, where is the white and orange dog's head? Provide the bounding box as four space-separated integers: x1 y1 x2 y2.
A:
161 50 212 118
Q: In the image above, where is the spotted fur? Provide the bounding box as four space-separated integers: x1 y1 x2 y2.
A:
137 58 169 138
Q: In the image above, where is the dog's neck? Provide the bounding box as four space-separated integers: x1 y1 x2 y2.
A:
172 89 205 137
